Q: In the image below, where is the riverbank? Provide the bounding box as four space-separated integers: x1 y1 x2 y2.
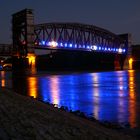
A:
0 88 134 140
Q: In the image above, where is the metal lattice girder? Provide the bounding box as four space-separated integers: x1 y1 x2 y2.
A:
34 22 125 49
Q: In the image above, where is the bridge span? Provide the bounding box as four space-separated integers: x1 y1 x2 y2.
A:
12 9 131 71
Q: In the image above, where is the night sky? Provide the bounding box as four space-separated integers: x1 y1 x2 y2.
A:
0 0 140 44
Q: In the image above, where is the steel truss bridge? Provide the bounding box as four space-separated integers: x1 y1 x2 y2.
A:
34 22 126 54
12 9 127 57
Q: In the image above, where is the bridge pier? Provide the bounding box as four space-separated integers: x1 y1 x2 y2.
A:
12 54 37 74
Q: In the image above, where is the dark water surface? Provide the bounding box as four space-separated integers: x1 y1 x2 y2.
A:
1 70 140 128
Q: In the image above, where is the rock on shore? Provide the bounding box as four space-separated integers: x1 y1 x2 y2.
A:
0 88 133 140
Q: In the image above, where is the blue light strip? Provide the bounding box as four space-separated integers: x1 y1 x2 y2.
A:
37 41 126 54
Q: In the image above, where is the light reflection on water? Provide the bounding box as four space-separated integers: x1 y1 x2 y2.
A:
49 77 60 105
27 77 38 98
1 71 6 87
0 70 140 128
0 71 12 88
128 70 136 128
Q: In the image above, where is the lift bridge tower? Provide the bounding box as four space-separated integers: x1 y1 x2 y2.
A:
119 33 132 69
12 9 35 69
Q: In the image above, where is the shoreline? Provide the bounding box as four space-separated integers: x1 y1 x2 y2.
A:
0 88 135 139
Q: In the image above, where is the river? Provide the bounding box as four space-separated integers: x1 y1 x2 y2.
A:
0 70 140 128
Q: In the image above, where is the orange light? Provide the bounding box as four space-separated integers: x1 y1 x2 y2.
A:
1 60 4 63
129 58 133 70
1 71 5 87
1 79 5 87
27 54 35 64
34 42 38 45
27 54 36 73
129 58 133 64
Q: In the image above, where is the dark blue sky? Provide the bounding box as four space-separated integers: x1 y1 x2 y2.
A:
0 0 140 44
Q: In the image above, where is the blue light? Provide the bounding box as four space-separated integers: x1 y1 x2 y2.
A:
65 43 67 47
69 44 72 47
41 41 46 45
79 45 81 48
48 42 51 46
123 49 126 53
38 41 125 54
60 43 63 47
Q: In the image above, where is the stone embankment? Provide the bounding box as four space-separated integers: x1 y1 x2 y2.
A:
0 88 134 140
